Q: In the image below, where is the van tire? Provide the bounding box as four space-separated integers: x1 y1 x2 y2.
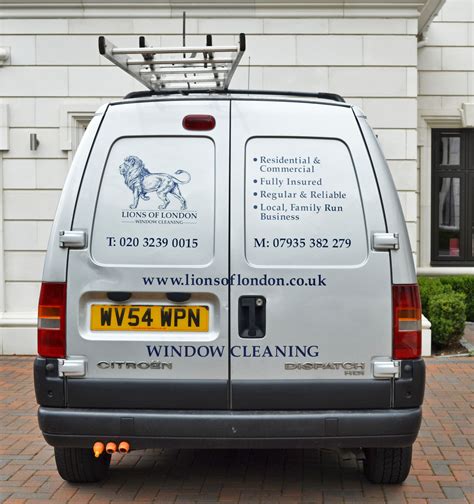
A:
54 447 111 482
363 446 412 484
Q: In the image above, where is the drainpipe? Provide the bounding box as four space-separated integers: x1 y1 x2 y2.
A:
417 32 428 49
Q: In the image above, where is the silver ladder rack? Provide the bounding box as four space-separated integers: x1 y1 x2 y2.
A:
98 34 246 92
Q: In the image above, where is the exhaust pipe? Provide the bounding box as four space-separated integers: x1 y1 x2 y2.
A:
105 442 117 454
118 441 130 454
93 441 105 458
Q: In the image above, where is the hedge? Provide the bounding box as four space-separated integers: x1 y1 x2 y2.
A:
438 275 474 322
417 277 452 319
428 291 466 346
417 275 472 347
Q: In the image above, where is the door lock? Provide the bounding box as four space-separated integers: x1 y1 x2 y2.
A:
238 296 266 338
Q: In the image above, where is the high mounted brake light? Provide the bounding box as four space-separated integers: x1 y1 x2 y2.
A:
182 114 216 131
38 282 66 358
392 284 421 360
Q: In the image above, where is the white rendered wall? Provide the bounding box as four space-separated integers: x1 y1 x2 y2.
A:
418 0 474 269
0 5 420 353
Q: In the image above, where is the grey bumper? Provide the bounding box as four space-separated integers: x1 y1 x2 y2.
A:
38 407 422 449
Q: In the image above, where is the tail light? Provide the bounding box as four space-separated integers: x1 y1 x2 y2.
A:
392 284 421 360
38 282 66 358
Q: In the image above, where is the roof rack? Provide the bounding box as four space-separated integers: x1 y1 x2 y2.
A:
123 89 346 103
98 34 246 92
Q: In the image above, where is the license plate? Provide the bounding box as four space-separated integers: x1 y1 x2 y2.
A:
90 305 209 332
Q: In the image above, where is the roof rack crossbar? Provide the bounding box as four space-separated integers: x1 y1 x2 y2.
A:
148 77 224 85
112 45 238 55
126 57 233 66
139 67 230 76
98 34 246 91
139 64 230 72
123 88 346 103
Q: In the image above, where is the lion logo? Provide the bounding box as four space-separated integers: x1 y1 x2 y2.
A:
119 155 191 210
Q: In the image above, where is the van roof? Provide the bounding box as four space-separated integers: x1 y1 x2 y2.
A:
118 89 348 107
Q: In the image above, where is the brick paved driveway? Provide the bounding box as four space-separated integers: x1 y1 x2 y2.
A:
0 357 472 503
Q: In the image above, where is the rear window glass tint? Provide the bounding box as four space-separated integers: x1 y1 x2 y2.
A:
91 136 215 266
245 137 368 267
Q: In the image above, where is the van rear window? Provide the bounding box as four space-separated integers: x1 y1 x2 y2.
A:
91 136 215 266
245 137 367 267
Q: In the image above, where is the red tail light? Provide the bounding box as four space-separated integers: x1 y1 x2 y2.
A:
392 284 421 360
38 282 66 358
182 114 216 131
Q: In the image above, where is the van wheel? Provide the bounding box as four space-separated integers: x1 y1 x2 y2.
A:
54 447 111 482
363 446 412 484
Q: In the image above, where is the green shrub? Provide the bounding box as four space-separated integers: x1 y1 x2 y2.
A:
429 291 466 346
439 276 474 322
417 277 452 318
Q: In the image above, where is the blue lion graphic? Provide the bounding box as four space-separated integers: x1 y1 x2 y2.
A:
119 155 191 210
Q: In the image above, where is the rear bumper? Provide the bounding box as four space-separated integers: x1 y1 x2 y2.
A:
38 406 422 449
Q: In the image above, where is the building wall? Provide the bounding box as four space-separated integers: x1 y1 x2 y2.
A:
418 0 474 268
0 5 420 353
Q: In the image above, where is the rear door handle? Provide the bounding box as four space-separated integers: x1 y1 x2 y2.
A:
238 296 266 338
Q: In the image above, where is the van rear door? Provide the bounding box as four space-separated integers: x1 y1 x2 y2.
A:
66 99 230 409
229 99 393 409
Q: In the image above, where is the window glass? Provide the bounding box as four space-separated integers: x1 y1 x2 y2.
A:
91 136 215 266
437 177 461 257
440 136 461 165
471 176 474 258
245 137 367 267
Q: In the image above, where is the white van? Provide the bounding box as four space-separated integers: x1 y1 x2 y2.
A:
34 36 424 485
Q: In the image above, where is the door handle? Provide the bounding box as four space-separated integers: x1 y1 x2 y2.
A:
238 296 266 338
